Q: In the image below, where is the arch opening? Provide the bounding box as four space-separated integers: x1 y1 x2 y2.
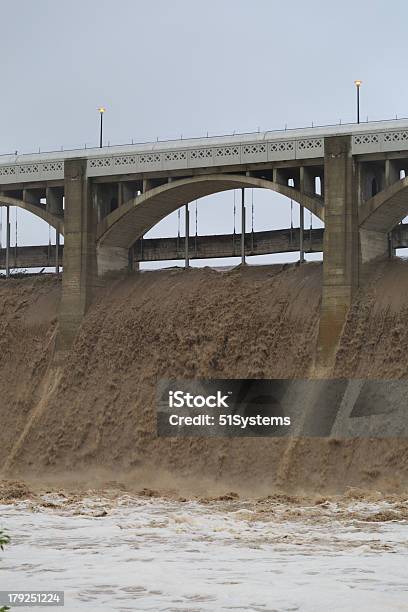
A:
0 205 64 274
97 174 324 253
132 187 325 270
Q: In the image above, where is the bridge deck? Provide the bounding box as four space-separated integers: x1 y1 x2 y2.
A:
2 119 408 186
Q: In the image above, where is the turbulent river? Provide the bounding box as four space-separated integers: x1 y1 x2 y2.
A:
1 490 408 611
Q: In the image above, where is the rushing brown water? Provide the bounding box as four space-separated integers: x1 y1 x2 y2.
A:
1 261 408 491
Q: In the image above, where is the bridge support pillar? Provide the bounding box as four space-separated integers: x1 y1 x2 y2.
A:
5 206 10 278
385 159 400 257
118 182 135 206
300 166 315 195
143 178 155 193
57 158 98 352
317 135 359 369
46 187 64 216
184 204 190 268
385 159 400 186
95 184 118 221
357 159 395 265
46 188 64 275
23 188 41 206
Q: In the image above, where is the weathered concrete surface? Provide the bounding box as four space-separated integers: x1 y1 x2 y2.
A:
56 159 97 352
97 244 130 275
46 186 64 217
359 228 389 264
317 135 359 368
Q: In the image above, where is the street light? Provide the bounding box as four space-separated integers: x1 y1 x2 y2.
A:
354 81 362 124
98 106 106 147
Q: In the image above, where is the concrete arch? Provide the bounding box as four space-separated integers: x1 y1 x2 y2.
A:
97 174 324 249
0 195 64 234
359 176 408 232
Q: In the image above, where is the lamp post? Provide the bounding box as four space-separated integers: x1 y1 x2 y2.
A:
98 106 106 147
354 81 362 124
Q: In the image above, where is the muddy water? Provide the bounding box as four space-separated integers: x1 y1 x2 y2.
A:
1 491 408 611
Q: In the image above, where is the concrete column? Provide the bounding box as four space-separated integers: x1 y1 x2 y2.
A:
23 188 41 206
6 206 10 277
300 166 315 195
96 184 132 275
357 160 391 264
46 187 64 216
273 167 287 185
299 166 314 263
385 160 400 257
317 135 359 368
359 161 385 201
143 178 155 193
299 204 305 263
241 188 246 264
385 159 400 187
185 204 190 268
55 225 60 275
95 184 118 221
118 182 134 206
57 158 97 352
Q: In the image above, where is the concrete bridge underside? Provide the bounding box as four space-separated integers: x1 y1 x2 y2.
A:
360 176 408 232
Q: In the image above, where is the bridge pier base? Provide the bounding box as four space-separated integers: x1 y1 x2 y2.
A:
97 244 131 275
56 159 98 352
317 135 359 369
359 228 389 264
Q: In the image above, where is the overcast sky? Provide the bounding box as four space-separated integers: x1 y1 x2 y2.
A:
1 0 407 267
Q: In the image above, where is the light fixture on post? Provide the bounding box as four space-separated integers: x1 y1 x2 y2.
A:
354 81 362 124
98 106 106 147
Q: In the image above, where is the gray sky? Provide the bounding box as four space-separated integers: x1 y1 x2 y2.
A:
1 0 407 266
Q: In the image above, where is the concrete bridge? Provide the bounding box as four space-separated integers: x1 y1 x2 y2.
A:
2 119 408 364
